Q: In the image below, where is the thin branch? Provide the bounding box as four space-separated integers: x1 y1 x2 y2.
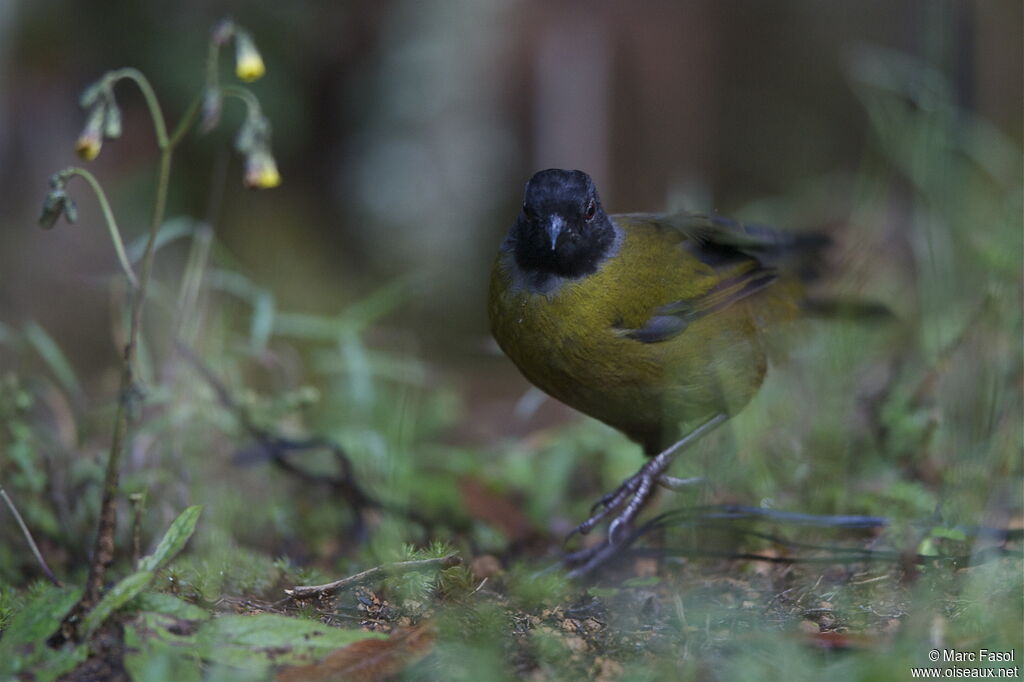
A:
173 339 434 533
566 504 1021 578
284 553 462 599
630 545 1020 567
1 487 62 587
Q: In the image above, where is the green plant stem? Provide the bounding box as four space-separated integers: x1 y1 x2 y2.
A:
106 68 168 147
169 94 202 148
220 85 262 115
59 168 139 288
76 73 201 623
0 487 62 587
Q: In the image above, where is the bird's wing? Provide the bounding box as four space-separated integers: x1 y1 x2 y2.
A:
624 212 827 253
614 264 779 344
621 211 829 277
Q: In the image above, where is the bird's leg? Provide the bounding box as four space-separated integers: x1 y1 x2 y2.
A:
565 413 727 571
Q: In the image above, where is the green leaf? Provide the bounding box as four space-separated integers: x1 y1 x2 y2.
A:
125 615 203 682
139 505 203 572
929 526 968 542
127 216 199 262
196 613 385 672
7 644 87 682
82 570 155 636
132 592 211 621
0 585 81 648
338 275 416 330
78 505 204 637
24 321 80 395
0 585 86 681
250 291 275 353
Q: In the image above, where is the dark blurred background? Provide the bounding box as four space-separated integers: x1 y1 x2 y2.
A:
0 0 1020 393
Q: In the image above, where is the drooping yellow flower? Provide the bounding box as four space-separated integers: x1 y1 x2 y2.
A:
76 104 106 160
75 130 102 161
244 152 281 189
235 33 265 82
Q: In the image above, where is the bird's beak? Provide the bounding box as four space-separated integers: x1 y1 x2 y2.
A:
546 215 564 250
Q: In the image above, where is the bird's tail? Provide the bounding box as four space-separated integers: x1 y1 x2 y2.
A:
800 297 894 321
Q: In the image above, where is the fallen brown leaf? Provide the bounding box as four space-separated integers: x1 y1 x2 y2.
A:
458 475 534 542
276 623 436 682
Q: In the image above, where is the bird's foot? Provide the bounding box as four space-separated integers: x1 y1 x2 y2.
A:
571 458 662 541
563 414 728 578
564 472 705 577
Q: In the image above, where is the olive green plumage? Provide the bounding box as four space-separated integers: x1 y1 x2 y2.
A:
489 170 816 455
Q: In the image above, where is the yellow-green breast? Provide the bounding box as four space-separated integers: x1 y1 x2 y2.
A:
489 214 781 453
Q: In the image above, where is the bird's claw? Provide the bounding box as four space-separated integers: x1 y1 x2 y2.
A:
564 415 727 576
563 467 657 577
570 461 662 541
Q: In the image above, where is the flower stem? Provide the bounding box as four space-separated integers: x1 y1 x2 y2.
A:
220 85 263 116
75 70 200 625
106 68 168 148
59 167 139 289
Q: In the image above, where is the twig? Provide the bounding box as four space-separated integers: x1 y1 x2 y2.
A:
173 339 434 533
628 545 1020 566
566 504 1021 578
284 553 462 598
639 504 1022 542
1 487 62 587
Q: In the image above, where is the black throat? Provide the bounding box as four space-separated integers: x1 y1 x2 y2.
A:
509 213 617 280
506 169 619 283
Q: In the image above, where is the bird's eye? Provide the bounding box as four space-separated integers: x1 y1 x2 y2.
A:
584 199 597 222
522 203 534 219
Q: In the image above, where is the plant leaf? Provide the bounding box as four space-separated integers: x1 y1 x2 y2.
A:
139 505 203 572
82 570 155 636
132 592 211 621
0 585 81 650
0 586 85 682
127 216 198 262
276 623 436 682
24 321 80 395
124 615 203 682
196 613 386 673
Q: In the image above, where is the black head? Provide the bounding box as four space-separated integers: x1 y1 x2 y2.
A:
509 169 618 280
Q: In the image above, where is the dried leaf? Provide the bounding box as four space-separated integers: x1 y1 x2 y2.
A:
458 476 533 542
276 623 436 682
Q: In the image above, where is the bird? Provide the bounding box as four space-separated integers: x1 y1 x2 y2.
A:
488 168 848 575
